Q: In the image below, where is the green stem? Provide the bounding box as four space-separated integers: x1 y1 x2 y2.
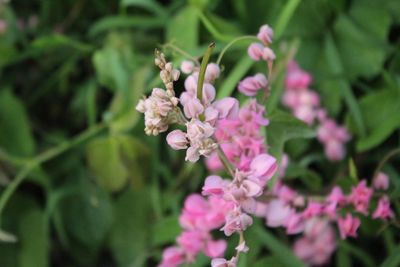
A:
216 35 259 66
217 145 235 177
0 149 29 166
197 42 216 101
373 147 400 179
274 0 301 40
0 123 107 223
162 43 200 65
197 11 234 42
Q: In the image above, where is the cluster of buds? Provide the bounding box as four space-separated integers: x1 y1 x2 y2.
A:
283 61 351 161
136 51 182 135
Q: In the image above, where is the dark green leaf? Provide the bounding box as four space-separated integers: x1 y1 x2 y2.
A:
167 6 199 51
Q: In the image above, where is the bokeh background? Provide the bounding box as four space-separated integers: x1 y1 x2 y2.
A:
0 0 399 266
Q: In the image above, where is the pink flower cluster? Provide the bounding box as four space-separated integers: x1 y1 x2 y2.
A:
247 25 275 62
159 154 277 267
282 61 351 161
253 171 394 265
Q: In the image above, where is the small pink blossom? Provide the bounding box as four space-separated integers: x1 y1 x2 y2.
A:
183 97 204 118
204 239 227 258
249 153 277 185
158 246 185 267
247 43 264 61
221 208 253 236
257 24 274 44
262 47 276 61
181 60 195 74
373 196 394 220
265 199 292 227
302 201 323 218
373 172 389 190
167 130 188 150
211 257 237 267
337 213 360 239
205 63 221 83
237 73 268 96
213 97 239 119
202 175 228 196
348 180 373 215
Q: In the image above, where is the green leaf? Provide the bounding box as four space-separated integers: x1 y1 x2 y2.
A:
86 136 129 192
254 256 285 267
380 245 400 267
121 0 167 17
152 215 180 246
267 110 315 159
339 241 375 267
255 225 307 267
18 209 49 267
92 32 135 92
0 90 35 157
167 6 199 51
109 188 151 267
110 66 151 133
348 158 358 181
348 89 400 152
89 16 164 36
31 34 93 53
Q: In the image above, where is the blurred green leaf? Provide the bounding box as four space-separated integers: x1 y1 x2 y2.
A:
380 245 400 267
167 6 199 51
347 89 400 152
267 110 315 159
86 136 129 192
121 0 167 17
254 256 285 267
0 90 35 157
152 215 180 246
18 209 49 267
92 32 135 92
255 225 307 267
109 188 151 267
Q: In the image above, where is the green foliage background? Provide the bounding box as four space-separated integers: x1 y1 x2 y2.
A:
0 0 399 266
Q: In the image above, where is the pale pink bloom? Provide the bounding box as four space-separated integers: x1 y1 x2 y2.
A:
158 246 185 267
202 175 228 196
235 240 249 253
167 130 188 150
181 60 195 74
327 186 345 204
183 97 204 118
184 74 198 93
373 196 394 220
294 105 315 125
213 97 239 119
247 43 264 61
294 219 336 266
205 106 219 126
204 239 227 258
237 73 268 96
249 153 277 185
205 63 221 83
337 213 360 239
221 208 253 236
211 257 237 267
284 211 304 234
373 172 389 190
325 139 345 161
348 180 373 215
302 201 323 218
202 83 217 105
276 185 296 203
254 201 269 217
262 47 276 61
285 61 312 89
177 230 206 260
186 119 214 141
265 199 292 227
257 24 274 44
278 154 289 178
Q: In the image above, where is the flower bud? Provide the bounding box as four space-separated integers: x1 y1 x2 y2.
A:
213 97 239 119
257 24 274 44
205 63 221 83
180 60 195 74
166 130 188 150
183 97 204 118
262 47 276 61
247 43 264 61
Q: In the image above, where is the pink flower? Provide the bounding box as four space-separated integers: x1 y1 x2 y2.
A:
213 97 239 120
205 63 221 83
257 24 274 44
262 47 276 61
247 43 264 61
325 139 345 161
158 246 185 267
302 201 323 218
177 231 206 260
237 73 268 96
249 153 277 185
348 180 373 215
202 175 228 196
204 239 227 258
183 97 204 118
211 257 237 267
373 196 394 220
181 60 195 74
337 213 360 239
265 199 292 227
167 130 188 150
285 61 312 89
221 208 253 236
284 212 304 234
373 172 389 190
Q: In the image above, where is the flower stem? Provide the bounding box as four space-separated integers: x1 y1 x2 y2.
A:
373 147 400 179
197 42 216 101
217 145 235 177
162 43 200 65
216 35 259 66
0 123 107 224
